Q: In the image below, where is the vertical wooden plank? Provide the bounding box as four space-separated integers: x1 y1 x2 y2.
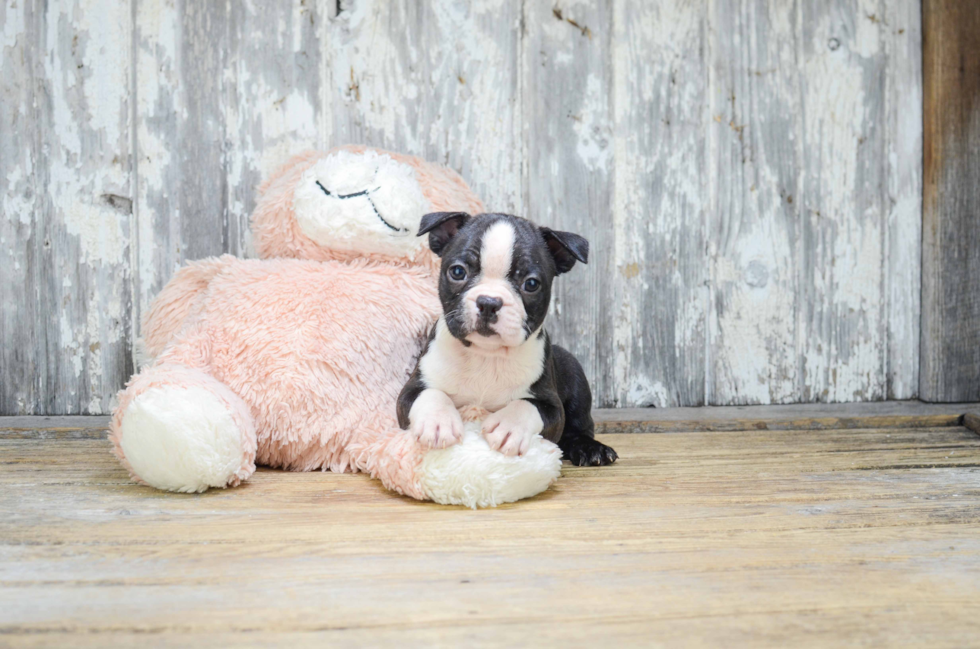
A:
132 0 176 332
175 1 231 263
611 0 706 407
709 0 907 405
708 0 803 405
1 0 39 414
522 1 616 405
319 0 524 213
797 0 889 403
133 0 226 333
1 0 134 415
883 0 922 399
44 0 135 414
134 0 321 339
921 0 980 402
224 0 322 255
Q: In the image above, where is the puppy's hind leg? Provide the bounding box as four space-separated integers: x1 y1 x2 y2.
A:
558 418 619 467
552 345 618 467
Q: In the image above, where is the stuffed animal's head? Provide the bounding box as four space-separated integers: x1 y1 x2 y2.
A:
251 146 484 271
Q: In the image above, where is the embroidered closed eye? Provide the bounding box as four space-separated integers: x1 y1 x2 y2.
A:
315 180 409 234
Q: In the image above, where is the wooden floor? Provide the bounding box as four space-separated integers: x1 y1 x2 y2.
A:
2 403 980 647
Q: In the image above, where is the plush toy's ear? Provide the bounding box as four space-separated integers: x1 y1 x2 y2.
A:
541 227 589 274
418 212 470 256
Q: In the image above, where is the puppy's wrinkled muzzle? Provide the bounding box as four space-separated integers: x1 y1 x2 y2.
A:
475 295 503 323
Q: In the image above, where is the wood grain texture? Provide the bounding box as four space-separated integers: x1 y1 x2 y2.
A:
707 0 803 405
2 425 979 646
0 401 980 439
610 0 706 408
133 0 322 330
523 1 616 402
1 0 134 415
5 399 979 436
963 412 980 435
593 399 980 433
921 0 980 403
0 0 37 415
799 0 891 404
708 0 922 406
320 0 524 213
884 0 923 399
0 401 964 439
2 0 927 413
134 0 234 319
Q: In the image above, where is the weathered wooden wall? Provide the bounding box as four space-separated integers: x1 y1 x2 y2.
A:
921 0 980 403
1 0 923 414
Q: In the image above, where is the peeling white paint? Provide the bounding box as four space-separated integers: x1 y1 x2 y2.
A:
4 163 34 227
627 376 669 408
612 0 706 407
1 0 135 413
44 0 130 266
60 199 127 266
322 0 523 212
800 7 885 402
573 74 611 172
1 0 924 413
883 0 922 400
852 0 882 59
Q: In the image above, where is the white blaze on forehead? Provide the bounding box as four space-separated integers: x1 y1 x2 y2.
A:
465 220 527 347
480 221 516 279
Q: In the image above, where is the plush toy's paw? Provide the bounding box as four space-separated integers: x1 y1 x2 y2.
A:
418 423 562 508
118 382 254 493
409 389 464 449
482 400 544 457
559 435 619 467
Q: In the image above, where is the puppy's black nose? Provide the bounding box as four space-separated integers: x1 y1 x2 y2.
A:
476 295 503 320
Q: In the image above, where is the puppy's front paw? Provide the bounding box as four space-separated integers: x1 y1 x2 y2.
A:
482 400 544 457
559 435 618 466
409 390 464 449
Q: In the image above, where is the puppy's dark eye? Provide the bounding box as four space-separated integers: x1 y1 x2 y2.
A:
523 278 541 292
448 265 467 281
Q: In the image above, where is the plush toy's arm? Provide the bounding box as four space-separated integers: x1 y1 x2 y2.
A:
138 255 237 364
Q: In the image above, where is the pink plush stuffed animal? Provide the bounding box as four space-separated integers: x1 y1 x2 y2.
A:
109 146 562 507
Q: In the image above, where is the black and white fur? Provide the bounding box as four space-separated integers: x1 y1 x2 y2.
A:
396 212 618 466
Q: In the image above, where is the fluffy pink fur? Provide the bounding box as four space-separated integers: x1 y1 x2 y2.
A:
110 147 485 499
140 256 236 361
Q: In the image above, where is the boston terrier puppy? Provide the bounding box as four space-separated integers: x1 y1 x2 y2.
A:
396 212 618 466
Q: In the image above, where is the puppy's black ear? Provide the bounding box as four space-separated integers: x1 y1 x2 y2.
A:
418 212 470 256
541 227 589 274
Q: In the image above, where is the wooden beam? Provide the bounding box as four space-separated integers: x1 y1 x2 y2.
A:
5 401 980 438
964 412 980 435
921 0 980 402
595 401 978 433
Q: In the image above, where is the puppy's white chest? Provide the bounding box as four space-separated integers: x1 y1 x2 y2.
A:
420 325 545 411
